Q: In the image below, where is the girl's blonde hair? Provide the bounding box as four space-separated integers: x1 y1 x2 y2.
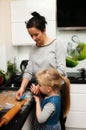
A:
36 67 70 117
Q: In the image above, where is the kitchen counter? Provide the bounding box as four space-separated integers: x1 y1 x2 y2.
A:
68 77 86 84
0 87 35 130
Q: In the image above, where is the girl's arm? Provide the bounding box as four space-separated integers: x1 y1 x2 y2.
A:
37 103 55 123
34 95 42 118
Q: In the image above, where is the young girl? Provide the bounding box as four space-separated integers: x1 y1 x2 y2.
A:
30 67 70 130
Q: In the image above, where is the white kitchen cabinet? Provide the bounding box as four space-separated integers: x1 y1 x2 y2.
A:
11 0 56 22
11 23 35 46
65 84 86 130
10 0 56 46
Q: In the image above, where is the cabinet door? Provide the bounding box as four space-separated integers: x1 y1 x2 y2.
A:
11 0 56 22
10 0 29 22
66 111 86 128
66 84 86 129
11 23 35 46
10 0 56 46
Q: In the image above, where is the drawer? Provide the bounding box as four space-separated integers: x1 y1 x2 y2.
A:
70 84 86 93
66 111 86 128
70 93 86 111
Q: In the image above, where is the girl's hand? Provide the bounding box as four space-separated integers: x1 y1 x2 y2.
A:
33 95 40 103
30 84 40 95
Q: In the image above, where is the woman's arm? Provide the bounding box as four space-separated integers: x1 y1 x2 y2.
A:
16 78 29 100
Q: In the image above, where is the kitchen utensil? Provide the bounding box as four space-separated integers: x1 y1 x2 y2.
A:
0 99 26 127
20 93 26 100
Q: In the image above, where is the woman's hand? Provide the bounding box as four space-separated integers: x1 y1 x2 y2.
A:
16 87 25 100
30 84 40 95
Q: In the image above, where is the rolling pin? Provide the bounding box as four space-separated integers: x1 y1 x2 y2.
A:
0 99 26 127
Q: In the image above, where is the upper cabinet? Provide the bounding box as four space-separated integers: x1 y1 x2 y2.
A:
10 0 56 46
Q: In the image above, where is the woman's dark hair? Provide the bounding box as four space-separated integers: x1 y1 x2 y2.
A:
25 11 47 32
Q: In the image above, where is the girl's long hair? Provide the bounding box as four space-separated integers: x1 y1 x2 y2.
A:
60 77 70 117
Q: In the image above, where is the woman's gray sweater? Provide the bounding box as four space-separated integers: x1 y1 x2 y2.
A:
23 39 66 80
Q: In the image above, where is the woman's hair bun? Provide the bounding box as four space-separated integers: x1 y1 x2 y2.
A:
31 11 40 18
